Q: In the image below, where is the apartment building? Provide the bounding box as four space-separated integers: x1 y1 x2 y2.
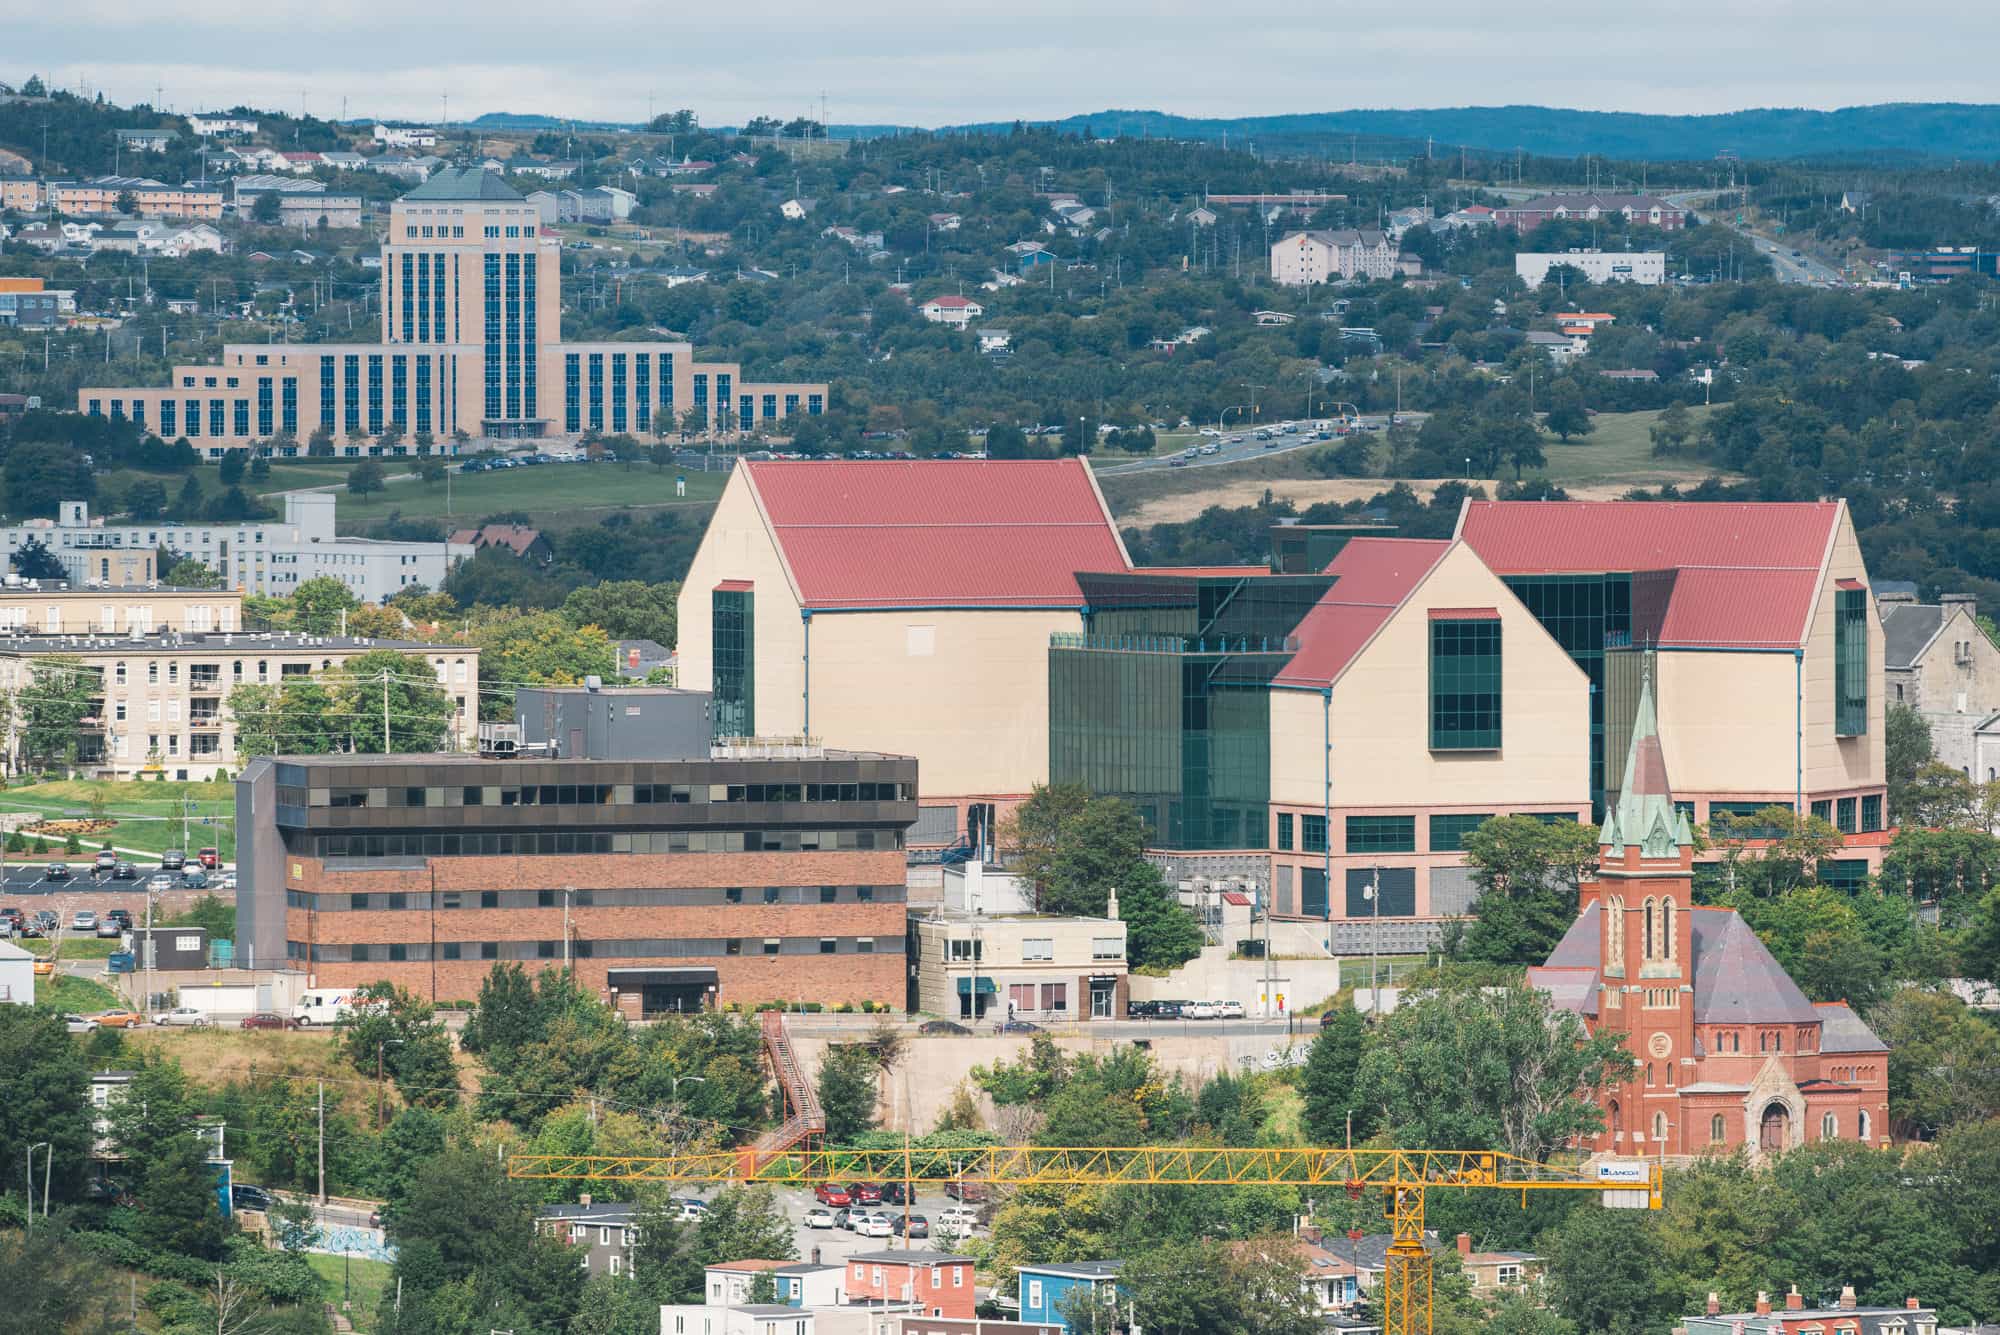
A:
0 581 243 636
0 178 45 212
1270 229 1399 285
846 1252 976 1320
79 167 825 449
234 687 916 999
1515 250 1667 287
535 1201 637 1277
0 630 479 780
51 177 225 221
909 903 1128 1022
1 496 468 601
1490 192 1687 232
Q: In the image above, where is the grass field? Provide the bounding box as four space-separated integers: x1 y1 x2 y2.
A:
41 973 122 1011
0 780 235 860
331 459 729 528
309 1253 393 1327
24 938 119 960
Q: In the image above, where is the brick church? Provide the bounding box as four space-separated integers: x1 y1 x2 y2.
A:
1528 675 1890 1156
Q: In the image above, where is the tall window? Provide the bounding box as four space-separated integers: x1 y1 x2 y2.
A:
1651 1112 1667 1143
635 355 651 432
1821 1111 1837 1139
611 354 628 432
1711 1114 1726 1144
588 354 604 431
1643 896 1655 959
1429 616 1502 749
281 377 297 435
256 377 273 436
1835 586 1868 735
482 254 502 421
1860 794 1883 833
1606 894 1625 972
320 355 335 429
712 587 755 739
564 354 581 433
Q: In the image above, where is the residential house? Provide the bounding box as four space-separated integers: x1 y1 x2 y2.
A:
779 198 816 221
1187 206 1218 227
1524 329 1584 361
1270 229 1400 284
1449 1233 1540 1294
0 278 61 328
0 177 45 212
277 152 322 173
373 124 439 149
928 212 962 231
1385 205 1433 238
846 1252 975 1320
1017 1262 1122 1330
367 154 442 182
1684 1288 1936 1335
909 865 1127 1020
1880 590 2000 776
1491 192 1686 231
535 1200 637 1277
660 157 717 177
706 1261 791 1305
51 177 223 221
1253 309 1297 326
662 265 710 287
187 115 257 137
1840 191 1873 215
1598 368 1659 383
919 295 983 326
615 639 674 681
671 183 718 198
1435 205 1494 230
446 524 552 564
660 1305 814 1335
114 129 173 153
318 151 366 172
503 156 575 181
977 328 1012 354
768 1264 844 1308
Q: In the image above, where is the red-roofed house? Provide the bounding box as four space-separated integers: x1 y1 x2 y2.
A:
1455 499 1887 872
918 294 984 326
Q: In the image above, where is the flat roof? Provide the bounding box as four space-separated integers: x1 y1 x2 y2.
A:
0 583 238 595
249 745 911 769
0 631 463 655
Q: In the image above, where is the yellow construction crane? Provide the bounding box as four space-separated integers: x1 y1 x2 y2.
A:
508 1145 1661 1335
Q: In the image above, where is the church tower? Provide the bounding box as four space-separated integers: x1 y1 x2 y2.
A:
1578 671 1698 1155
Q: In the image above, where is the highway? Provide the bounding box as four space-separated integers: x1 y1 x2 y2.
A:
1665 189 1843 286
1093 416 1408 477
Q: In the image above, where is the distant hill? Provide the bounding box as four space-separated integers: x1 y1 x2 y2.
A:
923 103 2000 162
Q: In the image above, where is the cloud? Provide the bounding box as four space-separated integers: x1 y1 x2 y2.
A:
9 0 1998 125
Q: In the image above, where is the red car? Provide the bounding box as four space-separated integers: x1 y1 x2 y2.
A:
239 1012 299 1031
197 848 221 869
813 1183 852 1208
847 1182 883 1205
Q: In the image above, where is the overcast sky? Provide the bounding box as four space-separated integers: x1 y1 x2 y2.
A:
8 0 1997 127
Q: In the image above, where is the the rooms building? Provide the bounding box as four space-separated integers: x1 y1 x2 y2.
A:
234 686 916 1011
79 168 826 455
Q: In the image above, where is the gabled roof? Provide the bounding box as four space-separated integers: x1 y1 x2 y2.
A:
401 166 522 202
1880 602 1948 669
1272 538 1452 687
1815 1000 1889 1053
740 459 1129 611
1533 901 1824 1025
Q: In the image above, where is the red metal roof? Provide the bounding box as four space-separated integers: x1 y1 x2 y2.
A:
1274 539 1451 687
743 459 1127 609
1653 567 1820 648
1456 500 1839 575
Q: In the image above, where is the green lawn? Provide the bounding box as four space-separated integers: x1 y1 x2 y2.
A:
0 780 235 859
1529 405 1719 489
308 1253 393 1327
41 974 122 1012
24 937 118 960
332 460 728 528
93 461 352 509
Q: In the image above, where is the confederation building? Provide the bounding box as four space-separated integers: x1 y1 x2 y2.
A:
78 168 825 456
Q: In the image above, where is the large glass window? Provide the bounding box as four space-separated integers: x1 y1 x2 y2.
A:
1430 616 1501 749
1300 814 1328 854
256 377 273 436
1428 813 1494 853
1860 793 1882 833
1836 586 1868 736
1835 796 1857 834
320 355 335 429
564 353 581 433
1346 815 1415 854
713 587 755 739
612 354 628 432
588 354 604 431
1275 812 1293 851
1345 866 1415 917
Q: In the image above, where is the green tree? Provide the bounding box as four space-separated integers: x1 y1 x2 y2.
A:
469 610 617 720
0 1006 91 1205
346 460 386 496
112 1061 231 1259
1300 999 1374 1144
163 555 224 588
1900 762 1983 830
459 961 543 1057
0 1224 126 1334
227 679 340 758
337 981 459 1113
1542 381 1593 442
1704 805 1841 897
124 477 170 520
1122 1237 1318 1335
1541 1208 1677 1335
1453 815 1601 964
18 655 99 772
561 579 681 648
1712 885 1895 1010
327 648 456 753
1355 981 1632 1161
816 1043 880 1142
1886 704 1935 823
289 575 363 635
251 190 283 225
1648 400 1694 456
691 1186 795 1265
218 450 248 485
4 440 95 517
1871 987 2000 1137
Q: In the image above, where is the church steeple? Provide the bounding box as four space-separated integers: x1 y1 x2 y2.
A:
1598 670 1694 860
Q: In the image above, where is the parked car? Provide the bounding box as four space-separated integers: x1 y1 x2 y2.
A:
110 862 137 881
943 1180 989 1203
94 851 118 873
240 1012 298 1031
197 848 220 869
998 1019 1043 1034
1183 1001 1219 1020
91 1009 146 1028
44 862 71 882
919 1019 971 1035
855 1212 894 1239
936 1206 980 1232
829 1207 856 1230
31 911 57 935
146 873 176 892
106 908 133 928
153 1007 211 1027
847 1182 883 1205
96 918 123 938
231 1184 273 1213
214 872 237 891
877 1181 914 1206
674 1201 705 1222
71 911 98 931
1214 1000 1246 1019
64 1013 100 1033
813 1182 852 1208
160 850 186 870
891 1213 930 1238
180 869 209 889
804 1207 836 1229
676 1197 707 1215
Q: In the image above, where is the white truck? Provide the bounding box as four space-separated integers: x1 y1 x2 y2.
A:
292 990 367 1027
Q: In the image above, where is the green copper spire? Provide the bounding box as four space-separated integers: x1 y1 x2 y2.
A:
1599 669 1692 858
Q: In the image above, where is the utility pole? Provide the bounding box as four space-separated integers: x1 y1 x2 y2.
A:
382 668 390 752
317 1081 326 1204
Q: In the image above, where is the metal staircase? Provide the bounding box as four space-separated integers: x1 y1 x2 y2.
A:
754 1011 824 1153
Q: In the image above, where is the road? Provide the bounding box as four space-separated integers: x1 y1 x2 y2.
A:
1665 190 1844 286
1093 417 1406 478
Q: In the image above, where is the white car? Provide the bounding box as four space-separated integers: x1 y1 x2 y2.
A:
64 1013 100 1033
1183 1001 1219 1020
1214 1000 1246 1019
153 1007 210 1027
936 1206 979 1231
804 1207 836 1229
856 1212 894 1239
71 911 98 931
146 872 177 892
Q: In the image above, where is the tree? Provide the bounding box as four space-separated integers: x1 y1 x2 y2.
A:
1872 987 2000 1138
337 981 459 1112
0 1006 91 1205
0 1224 125 1334
306 427 335 457
1300 999 1374 1144
1452 815 1600 963
1542 381 1593 442
1649 401 1695 456
250 190 282 225
469 610 617 719
1540 1208 1677 1335
1704 805 1841 896
112 1061 231 1259
228 679 340 758
10 535 66 580
690 1186 795 1265
1887 704 1936 821
289 575 362 634
125 478 170 520
18 654 99 772
1354 981 1632 1161
817 1043 880 1141
218 450 248 485
1900 762 1984 830
164 555 224 588
347 460 386 496
1122 1237 1319 1335
327 648 456 753
561 579 681 647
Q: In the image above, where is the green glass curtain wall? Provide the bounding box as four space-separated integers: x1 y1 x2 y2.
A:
1503 573 1630 817
712 588 754 740
1429 617 1502 750
1836 587 1868 736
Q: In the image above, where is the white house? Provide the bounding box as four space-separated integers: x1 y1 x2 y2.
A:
0 940 32 1006
779 198 815 221
928 212 962 231
978 327 1012 353
373 124 439 149
919 294 983 326
660 1306 812 1335
188 115 257 137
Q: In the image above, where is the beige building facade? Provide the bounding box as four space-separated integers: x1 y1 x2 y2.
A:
0 583 243 637
51 177 224 220
0 632 479 780
79 168 824 454
909 909 1128 1022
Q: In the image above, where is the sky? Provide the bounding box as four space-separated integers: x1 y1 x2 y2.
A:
7 0 2000 128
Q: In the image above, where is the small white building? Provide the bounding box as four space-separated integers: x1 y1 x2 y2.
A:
919 295 983 327
1514 250 1666 288
188 115 257 138
0 939 33 1006
661 1305 812 1335
373 124 439 149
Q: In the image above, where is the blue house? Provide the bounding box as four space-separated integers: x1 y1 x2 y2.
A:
1018 249 1060 272
1018 1261 1124 1329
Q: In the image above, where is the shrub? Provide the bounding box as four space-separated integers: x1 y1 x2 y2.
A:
31 836 48 855
4 832 23 853
64 834 82 854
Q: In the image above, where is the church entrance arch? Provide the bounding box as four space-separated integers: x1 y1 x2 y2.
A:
1759 1101 1791 1152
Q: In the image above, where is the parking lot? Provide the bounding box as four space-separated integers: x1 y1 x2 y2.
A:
756 1184 988 1270
0 858 231 897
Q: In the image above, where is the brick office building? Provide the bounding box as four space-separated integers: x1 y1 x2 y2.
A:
235 687 917 1013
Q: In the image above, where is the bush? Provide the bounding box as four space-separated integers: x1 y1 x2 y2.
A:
64 834 81 854
31 836 47 855
5 832 23 853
